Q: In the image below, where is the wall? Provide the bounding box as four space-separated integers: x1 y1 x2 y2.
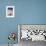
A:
0 0 17 44
0 0 46 44
17 0 46 24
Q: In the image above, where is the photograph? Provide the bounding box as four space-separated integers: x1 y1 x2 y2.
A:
6 6 15 18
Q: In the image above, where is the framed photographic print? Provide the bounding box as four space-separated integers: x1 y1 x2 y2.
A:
6 6 15 18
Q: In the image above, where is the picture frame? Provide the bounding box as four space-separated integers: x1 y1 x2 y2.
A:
6 6 15 18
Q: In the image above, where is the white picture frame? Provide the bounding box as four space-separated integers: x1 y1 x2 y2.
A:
6 6 15 18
